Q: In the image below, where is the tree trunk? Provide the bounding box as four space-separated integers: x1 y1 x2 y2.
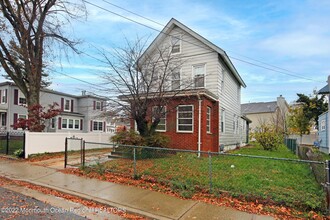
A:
27 86 42 132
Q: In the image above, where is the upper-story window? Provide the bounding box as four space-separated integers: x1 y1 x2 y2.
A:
96 101 101 110
18 91 26 105
171 35 181 54
171 69 181 90
64 99 71 112
1 90 7 103
193 64 205 88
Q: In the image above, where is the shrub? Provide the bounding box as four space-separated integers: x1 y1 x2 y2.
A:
13 149 24 158
252 124 283 151
111 130 145 146
145 133 170 148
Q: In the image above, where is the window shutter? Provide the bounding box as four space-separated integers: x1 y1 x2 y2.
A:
14 89 18 105
103 121 106 132
93 101 96 110
101 102 104 111
90 120 93 132
58 117 62 129
80 119 83 130
61 98 64 111
71 99 74 112
0 90 2 103
13 113 18 130
4 89 7 103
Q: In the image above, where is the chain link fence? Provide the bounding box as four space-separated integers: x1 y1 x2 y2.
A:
65 139 329 212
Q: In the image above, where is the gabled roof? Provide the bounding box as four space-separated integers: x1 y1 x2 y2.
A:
241 101 278 114
141 18 246 88
318 84 329 94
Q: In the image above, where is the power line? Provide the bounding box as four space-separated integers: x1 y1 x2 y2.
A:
83 0 323 83
102 0 164 27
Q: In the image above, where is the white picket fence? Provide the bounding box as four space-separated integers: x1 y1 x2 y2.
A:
24 131 114 158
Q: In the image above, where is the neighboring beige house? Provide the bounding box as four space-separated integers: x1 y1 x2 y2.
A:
241 95 289 132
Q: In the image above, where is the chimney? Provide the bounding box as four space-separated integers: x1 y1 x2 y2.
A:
82 90 86 96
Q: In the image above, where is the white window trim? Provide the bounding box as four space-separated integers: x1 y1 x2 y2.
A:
171 68 181 90
170 34 181 54
321 120 326 131
221 108 225 133
18 114 27 119
152 106 166 132
50 118 56 129
177 105 194 133
1 90 7 104
64 99 71 112
93 120 104 132
62 117 80 130
206 106 211 134
192 63 206 88
96 101 101 110
18 91 26 105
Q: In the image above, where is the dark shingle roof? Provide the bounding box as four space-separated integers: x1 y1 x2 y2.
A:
318 85 329 94
241 102 278 114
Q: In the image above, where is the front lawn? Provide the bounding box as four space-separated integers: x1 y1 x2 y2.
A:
102 144 326 212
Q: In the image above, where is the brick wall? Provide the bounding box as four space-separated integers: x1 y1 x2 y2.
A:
131 94 219 152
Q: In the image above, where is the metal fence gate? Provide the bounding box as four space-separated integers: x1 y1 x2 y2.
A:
0 131 25 156
64 137 84 168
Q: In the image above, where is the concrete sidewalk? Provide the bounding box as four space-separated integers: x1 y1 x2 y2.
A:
0 158 274 220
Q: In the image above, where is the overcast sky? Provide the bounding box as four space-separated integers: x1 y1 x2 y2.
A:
41 0 330 104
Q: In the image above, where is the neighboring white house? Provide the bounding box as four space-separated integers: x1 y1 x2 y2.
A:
0 82 107 133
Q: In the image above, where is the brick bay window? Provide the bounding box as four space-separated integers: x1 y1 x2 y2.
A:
152 106 166 132
193 64 205 88
177 105 193 132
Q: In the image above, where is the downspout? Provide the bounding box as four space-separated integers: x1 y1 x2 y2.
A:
197 93 202 158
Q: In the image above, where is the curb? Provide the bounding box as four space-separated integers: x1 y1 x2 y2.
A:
1 175 172 220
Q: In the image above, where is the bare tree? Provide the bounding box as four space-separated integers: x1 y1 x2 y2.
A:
101 37 192 137
0 0 85 131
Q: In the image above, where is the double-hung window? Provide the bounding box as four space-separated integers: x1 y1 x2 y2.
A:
221 109 225 133
152 106 166 132
93 121 103 131
193 64 205 88
1 90 7 103
321 120 326 131
64 99 71 112
177 105 193 132
171 69 181 90
206 107 211 133
171 35 181 54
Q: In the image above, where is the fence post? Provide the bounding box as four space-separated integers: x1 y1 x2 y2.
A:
5 131 9 155
22 132 26 158
326 160 330 211
208 151 212 193
133 147 137 178
82 140 86 168
64 138 68 168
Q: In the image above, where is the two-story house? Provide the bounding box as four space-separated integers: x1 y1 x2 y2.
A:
0 82 107 133
127 18 248 152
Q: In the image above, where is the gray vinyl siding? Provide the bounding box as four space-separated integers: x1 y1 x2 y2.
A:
218 59 242 147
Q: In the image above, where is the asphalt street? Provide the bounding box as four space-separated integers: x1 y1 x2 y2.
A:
0 186 88 220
